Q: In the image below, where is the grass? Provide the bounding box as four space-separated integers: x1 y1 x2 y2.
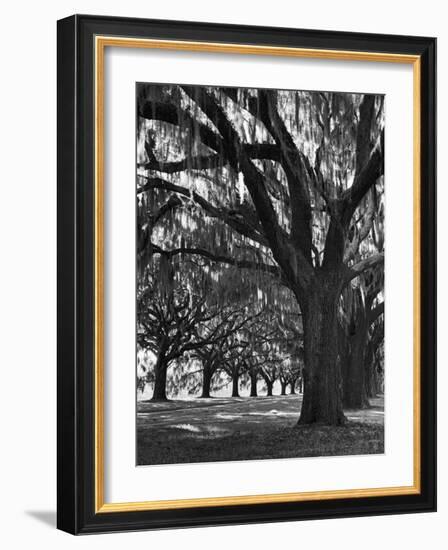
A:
137 395 384 465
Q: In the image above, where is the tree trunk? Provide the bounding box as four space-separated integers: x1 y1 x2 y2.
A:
250 372 258 397
280 381 287 395
201 367 212 398
152 355 168 401
231 373 240 397
290 381 296 394
343 321 370 409
298 283 346 425
364 345 376 399
365 338 382 398
266 380 273 397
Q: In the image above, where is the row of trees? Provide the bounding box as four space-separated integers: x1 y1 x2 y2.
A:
136 84 385 424
136 255 303 400
136 253 383 405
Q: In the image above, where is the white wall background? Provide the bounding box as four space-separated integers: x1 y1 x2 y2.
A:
0 1 443 547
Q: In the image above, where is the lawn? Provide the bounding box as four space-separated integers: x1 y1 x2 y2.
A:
137 395 384 465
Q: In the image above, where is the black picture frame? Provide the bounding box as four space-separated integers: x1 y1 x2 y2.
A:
57 14 436 534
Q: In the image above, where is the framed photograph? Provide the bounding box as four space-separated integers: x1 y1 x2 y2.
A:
57 14 436 534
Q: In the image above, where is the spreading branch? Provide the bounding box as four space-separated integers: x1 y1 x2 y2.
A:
137 177 268 246
345 252 384 283
152 244 282 279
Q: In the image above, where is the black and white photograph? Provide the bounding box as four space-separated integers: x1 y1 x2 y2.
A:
136 83 385 466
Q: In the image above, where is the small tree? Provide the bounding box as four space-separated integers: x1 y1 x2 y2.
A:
137 260 209 400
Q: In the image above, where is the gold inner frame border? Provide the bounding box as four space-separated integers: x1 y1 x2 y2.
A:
94 36 421 514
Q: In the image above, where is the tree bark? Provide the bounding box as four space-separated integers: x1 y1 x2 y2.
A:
289 381 296 394
266 380 273 397
298 282 346 425
280 381 288 395
364 343 377 399
152 355 168 401
250 372 258 397
365 360 376 399
343 320 370 410
231 373 240 397
201 366 212 398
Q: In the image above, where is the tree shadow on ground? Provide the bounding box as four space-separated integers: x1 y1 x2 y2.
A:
137 395 385 465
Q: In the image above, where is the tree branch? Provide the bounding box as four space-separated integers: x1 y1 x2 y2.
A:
256 90 313 262
369 301 384 324
323 96 383 270
152 244 282 278
245 143 281 162
343 189 376 263
354 94 376 180
152 194 182 226
341 130 384 223
137 177 269 246
138 100 223 154
345 252 384 283
180 85 307 287
139 154 224 173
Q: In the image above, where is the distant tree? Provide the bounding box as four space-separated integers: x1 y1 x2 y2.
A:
193 303 263 398
137 260 208 400
278 360 302 396
260 364 280 397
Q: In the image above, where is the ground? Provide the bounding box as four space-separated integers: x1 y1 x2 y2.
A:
137 394 384 465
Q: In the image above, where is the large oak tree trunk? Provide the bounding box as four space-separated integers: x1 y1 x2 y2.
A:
280 381 287 395
231 373 240 397
250 372 258 397
298 283 346 425
152 355 168 401
364 341 376 398
290 381 296 395
201 366 212 398
343 321 370 409
365 359 377 399
265 380 273 397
